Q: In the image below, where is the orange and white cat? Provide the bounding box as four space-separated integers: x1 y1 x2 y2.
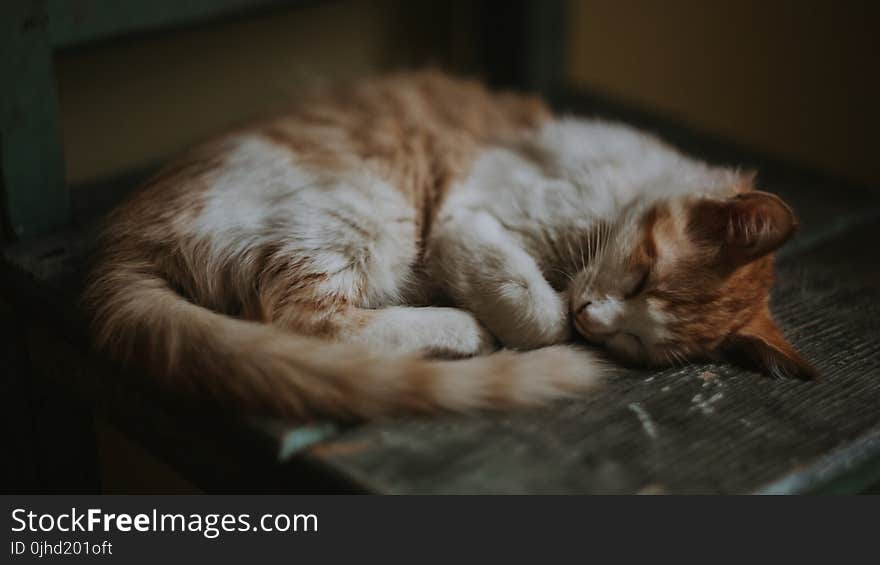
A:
85 72 815 420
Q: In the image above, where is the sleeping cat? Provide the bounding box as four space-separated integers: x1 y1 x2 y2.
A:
85 71 815 420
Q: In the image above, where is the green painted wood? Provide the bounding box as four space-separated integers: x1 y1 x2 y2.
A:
47 0 298 48
757 432 880 494
1 0 70 240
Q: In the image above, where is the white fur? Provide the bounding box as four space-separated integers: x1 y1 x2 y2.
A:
194 136 418 309
341 306 496 357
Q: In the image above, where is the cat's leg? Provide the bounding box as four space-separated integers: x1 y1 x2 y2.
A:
339 305 496 357
427 210 571 350
271 301 495 358
256 242 495 358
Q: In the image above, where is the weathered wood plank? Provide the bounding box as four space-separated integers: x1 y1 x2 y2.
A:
757 431 880 494
303 221 880 493
22 324 102 492
1 300 41 492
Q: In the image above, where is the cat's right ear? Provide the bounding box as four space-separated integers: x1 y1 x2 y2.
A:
688 191 799 268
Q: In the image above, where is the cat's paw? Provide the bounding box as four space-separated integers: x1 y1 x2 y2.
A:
421 308 498 359
489 284 571 350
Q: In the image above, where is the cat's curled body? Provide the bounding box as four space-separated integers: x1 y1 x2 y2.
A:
86 72 814 420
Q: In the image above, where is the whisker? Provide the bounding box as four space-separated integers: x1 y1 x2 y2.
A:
675 351 687 366
565 235 577 269
548 267 575 283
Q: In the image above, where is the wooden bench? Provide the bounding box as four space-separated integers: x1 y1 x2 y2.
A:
4 1 879 494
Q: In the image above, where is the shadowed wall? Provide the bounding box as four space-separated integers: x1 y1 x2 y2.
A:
57 0 473 186
568 0 880 186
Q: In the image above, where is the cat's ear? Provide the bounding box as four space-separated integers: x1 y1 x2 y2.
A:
689 191 798 267
721 308 817 380
732 169 758 193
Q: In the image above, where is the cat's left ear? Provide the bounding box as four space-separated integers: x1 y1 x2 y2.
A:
721 308 817 380
733 169 758 193
690 191 799 268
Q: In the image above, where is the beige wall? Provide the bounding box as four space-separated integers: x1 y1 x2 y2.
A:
56 0 470 186
59 1 878 188
568 0 880 186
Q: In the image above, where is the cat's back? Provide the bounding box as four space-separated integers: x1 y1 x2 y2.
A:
108 72 552 248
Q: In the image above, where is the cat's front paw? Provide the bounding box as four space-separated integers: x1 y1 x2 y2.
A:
422 308 498 359
490 285 572 350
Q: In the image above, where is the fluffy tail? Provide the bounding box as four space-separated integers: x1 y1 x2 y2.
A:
85 259 606 420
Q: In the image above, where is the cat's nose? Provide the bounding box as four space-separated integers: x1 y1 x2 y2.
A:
574 298 622 339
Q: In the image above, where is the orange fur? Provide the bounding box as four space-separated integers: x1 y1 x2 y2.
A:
261 72 549 250
628 186 814 377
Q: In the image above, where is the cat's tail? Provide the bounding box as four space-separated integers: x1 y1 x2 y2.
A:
85 259 606 419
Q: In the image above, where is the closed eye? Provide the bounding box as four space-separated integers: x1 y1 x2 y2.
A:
625 332 644 347
625 270 650 299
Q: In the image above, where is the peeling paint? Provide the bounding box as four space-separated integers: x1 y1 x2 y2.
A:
698 371 723 388
628 402 658 439
691 392 724 415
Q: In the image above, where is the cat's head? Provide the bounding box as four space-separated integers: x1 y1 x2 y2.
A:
570 183 816 379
